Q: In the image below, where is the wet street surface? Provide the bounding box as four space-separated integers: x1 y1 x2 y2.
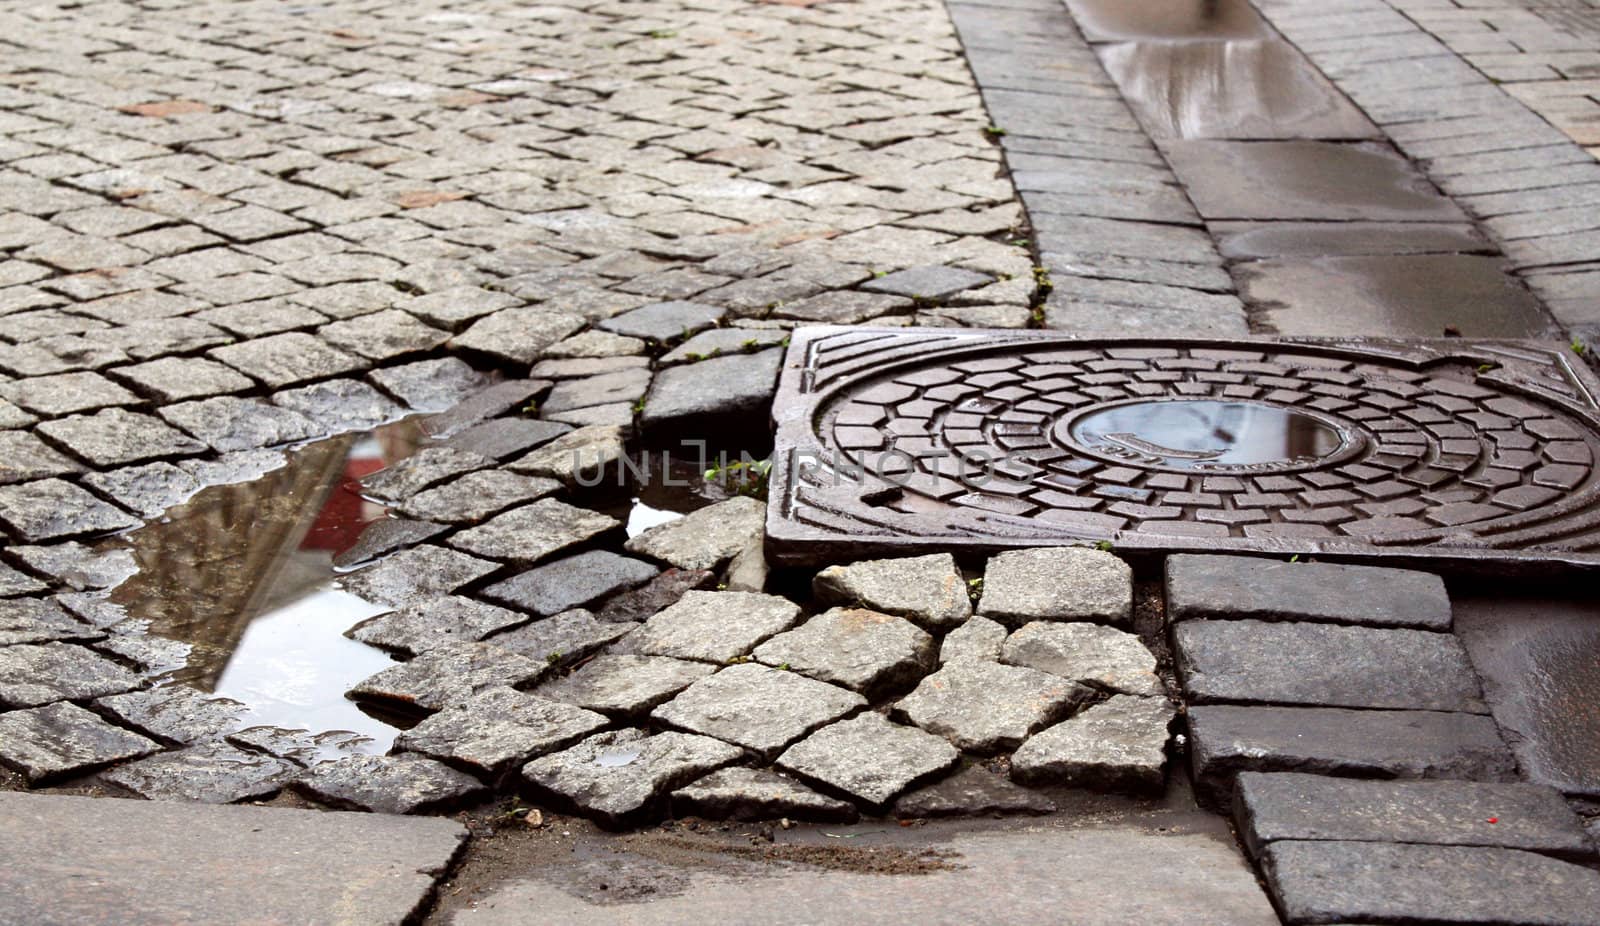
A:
1 0 1599 922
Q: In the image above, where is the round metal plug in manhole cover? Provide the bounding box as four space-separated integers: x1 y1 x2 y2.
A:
766 328 1600 571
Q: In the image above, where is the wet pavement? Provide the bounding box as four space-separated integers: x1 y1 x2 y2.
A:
1 0 1599 921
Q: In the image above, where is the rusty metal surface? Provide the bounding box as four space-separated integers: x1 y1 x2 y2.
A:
766 328 1600 571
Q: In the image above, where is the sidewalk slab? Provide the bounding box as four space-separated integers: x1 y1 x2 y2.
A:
0 792 466 926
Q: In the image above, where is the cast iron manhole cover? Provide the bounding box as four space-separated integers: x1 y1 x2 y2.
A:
766 328 1600 570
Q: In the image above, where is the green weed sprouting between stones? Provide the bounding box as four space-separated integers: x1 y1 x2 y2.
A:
704 458 771 498
966 577 983 604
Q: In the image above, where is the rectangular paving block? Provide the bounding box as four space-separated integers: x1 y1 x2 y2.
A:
0 792 465 926
1173 619 1485 712
1234 772 1595 860
766 328 1600 570
1455 594 1600 799
1187 704 1517 806
1165 554 1451 629
1260 840 1600 926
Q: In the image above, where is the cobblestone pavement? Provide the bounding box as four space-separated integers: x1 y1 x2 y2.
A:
1390 0 1600 155
2 0 1600 923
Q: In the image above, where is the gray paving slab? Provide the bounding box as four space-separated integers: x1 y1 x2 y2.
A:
0 792 465 925
1456 594 1600 798
453 825 1279 926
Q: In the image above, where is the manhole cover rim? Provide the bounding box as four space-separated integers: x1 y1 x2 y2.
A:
767 327 1600 573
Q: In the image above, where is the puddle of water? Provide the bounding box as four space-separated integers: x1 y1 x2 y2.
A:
92 421 747 755
1061 399 1350 472
1066 0 1268 42
104 419 427 752
1100 40 1377 141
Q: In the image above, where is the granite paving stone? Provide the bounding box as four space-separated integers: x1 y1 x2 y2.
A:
1174 620 1485 713
638 350 782 435
0 598 99 646
0 792 467 925
271 379 405 432
11 543 137 592
1261 840 1600 926
0 701 160 784
396 470 561 524
482 551 659 617
359 447 496 504
893 765 1057 819
597 301 723 342
110 357 254 404
1234 772 1594 860
977 548 1133 628
507 424 628 488
442 418 571 461
449 307 585 365
776 712 961 810
1165 554 1452 630
0 562 48 597
939 614 1008 664
621 590 802 663
448 499 620 565
102 742 299 804
369 357 489 413
0 642 143 708
395 686 609 776
77 462 200 518
0 432 84 485
36 408 207 467
1001 622 1162 696
422 381 550 440
481 609 636 666
652 663 866 759
338 544 500 608
672 767 859 823
0 371 139 416
812 553 972 631
862 265 991 300
1165 140 1467 222
93 685 248 745
659 328 788 365
595 569 716 624
894 659 1086 755
158 396 321 452
293 753 488 814
1456 596 1600 798
346 595 529 657
320 309 450 361
752 607 935 699
208 332 366 388
346 642 548 713
1187 705 1519 806
537 655 718 718
1011 695 1176 794
522 728 744 828
332 518 449 569
624 496 766 571
541 368 652 415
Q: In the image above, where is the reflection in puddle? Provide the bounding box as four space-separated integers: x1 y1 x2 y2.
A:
106 418 427 753
1063 399 1348 472
1100 41 1377 141
1066 0 1267 42
95 422 734 757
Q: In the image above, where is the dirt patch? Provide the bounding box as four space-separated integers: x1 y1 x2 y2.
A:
631 826 963 875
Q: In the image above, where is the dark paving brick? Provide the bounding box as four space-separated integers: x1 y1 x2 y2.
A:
1165 555 1451 629
1188 705 1518 806
1261 840 1600 926
1235 772 1594 860
1456 595 1600 799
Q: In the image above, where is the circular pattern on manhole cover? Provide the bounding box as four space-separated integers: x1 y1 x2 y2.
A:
805 341 1600 547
